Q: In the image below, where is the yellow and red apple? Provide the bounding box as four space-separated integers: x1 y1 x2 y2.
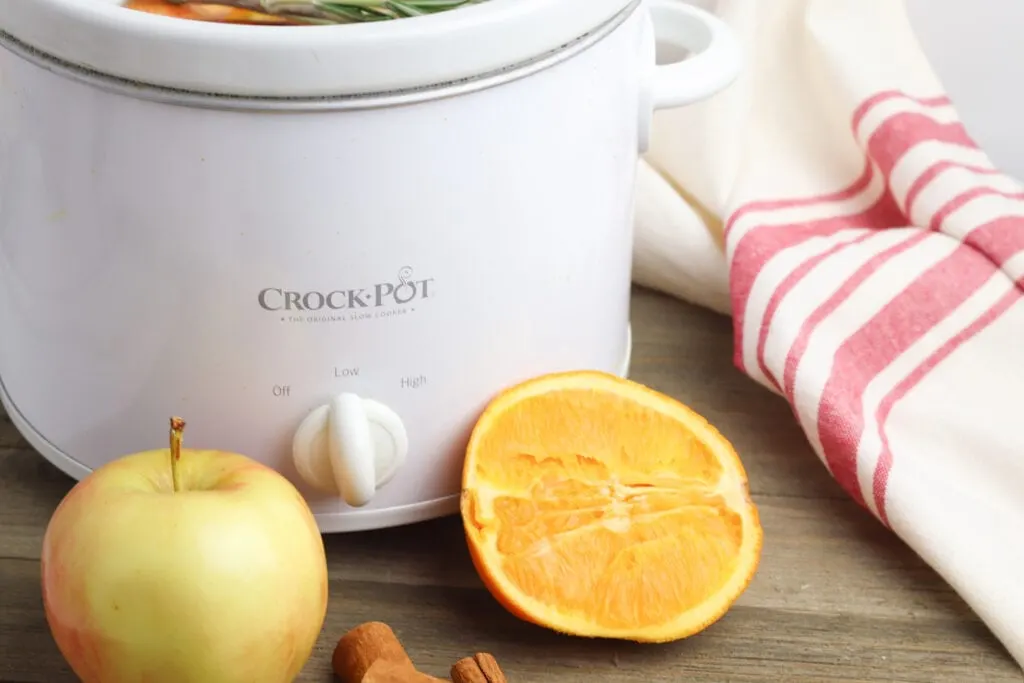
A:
40 417 329 683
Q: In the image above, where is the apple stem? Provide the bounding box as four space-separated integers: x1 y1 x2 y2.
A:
169 417 186 493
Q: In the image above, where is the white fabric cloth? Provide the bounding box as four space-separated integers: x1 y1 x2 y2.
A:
633 0 1024 669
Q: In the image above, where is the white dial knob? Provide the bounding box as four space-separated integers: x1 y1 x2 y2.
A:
292 393 408 508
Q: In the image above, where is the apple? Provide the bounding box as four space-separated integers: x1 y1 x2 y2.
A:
40 417 330 683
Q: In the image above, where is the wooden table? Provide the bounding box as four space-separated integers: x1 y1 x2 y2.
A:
1 287 1020 683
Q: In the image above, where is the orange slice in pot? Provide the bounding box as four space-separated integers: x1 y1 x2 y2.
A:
460 371 763 643
123 0 296 25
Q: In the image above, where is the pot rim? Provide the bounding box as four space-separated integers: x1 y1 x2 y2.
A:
0 0 636 98
0 2 635 110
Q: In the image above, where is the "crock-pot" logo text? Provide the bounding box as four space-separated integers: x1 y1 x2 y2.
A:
258 266 433 325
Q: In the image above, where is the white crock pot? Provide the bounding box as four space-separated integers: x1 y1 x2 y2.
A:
0 0 741 532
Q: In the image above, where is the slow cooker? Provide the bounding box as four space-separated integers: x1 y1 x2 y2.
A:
0 0 741 532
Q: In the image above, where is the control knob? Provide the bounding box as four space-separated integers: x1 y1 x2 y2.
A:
292 393 408 507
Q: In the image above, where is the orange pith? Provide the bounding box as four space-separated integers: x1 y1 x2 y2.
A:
460 371 762 643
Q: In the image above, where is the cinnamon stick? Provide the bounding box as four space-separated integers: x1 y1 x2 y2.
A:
363 658 448 683
332 622 416 683
450 653 507 683
332 621 447 683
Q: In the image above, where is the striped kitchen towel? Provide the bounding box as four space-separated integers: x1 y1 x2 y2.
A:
632 0 1024 668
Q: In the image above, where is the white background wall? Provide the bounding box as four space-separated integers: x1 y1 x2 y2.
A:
905 0 1024 182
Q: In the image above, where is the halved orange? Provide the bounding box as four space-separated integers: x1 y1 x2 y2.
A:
460 371 762 643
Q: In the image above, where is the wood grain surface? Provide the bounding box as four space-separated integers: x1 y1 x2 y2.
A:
1 287 1020 682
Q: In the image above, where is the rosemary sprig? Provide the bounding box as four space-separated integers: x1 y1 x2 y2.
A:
167 0 484 23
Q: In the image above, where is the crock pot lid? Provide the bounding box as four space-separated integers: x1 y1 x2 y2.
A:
0 0 635 98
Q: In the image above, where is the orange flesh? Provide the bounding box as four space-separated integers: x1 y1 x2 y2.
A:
461 372 761 642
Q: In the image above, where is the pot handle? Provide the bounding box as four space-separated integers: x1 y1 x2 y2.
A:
638 0 743 149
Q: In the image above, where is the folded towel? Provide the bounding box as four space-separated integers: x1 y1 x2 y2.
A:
633 0 1024 668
